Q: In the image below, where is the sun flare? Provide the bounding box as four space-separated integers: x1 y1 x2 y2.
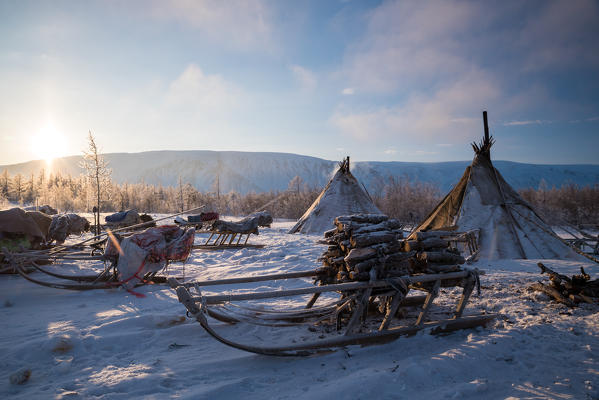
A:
30 123 67 165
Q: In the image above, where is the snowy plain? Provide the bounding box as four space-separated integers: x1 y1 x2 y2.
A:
1 219 598 399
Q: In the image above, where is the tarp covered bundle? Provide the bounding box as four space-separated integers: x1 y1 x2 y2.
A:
289 157 381 234
244 210 273 227
210 211 272 234
411 117 582 261
49 214 90 244
0 208 52 249
24 205 57 215
104 225 195 289
105 209 140 227
27 211 52 240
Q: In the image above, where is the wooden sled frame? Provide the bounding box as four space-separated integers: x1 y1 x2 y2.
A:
171 268 495 356
1 248 183 291
410 229 480 261
194 230 265 250
561 226 599 256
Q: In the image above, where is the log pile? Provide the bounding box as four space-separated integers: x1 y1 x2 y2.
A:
404 231 465 274
317 215 466 284
529 262 599 306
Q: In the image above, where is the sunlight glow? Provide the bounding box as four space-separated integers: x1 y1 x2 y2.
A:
29 122 68 165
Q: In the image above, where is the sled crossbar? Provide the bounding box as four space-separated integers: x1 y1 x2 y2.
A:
168 269 321 288
183 270 475 305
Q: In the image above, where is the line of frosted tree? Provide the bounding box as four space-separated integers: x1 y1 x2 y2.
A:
0 169 597 226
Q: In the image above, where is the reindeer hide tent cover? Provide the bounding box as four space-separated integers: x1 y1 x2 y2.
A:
410 121 582 261
288 157 382 234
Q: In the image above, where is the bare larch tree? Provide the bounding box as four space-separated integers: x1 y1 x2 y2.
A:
81 131 111 235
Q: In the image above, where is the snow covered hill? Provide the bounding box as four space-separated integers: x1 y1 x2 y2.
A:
1 150 598 193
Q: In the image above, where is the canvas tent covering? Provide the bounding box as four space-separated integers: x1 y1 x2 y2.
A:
410 113 582 261
288 157 381 234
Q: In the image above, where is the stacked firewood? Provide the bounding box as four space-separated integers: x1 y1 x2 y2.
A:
404 231 465 274
318 216 466 284
318 214 406 283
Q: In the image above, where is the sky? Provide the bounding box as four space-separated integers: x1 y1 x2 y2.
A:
0 0 598 166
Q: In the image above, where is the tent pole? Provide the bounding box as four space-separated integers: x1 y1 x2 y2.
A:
483 111 489 143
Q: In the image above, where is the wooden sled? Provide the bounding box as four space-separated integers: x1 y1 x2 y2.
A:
194 212 271 250
2 249 183 292
171 268 496 356
194 230 265 250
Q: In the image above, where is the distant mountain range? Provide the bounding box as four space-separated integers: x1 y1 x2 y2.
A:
1 150 598 194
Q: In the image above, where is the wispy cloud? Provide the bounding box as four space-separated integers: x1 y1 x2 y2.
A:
166 64 241 110
331 69 500 143
341 0 480 93
335 0 598 148
518 0 599 71
341 88 355 95
290 65 317 92
503 120 551 126
149 0 273 49
384 148 397 155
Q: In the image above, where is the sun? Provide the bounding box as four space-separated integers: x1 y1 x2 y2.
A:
30 123 68 164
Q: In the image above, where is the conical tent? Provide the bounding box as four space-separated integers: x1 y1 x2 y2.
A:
411 112 582 261
288 157 382 234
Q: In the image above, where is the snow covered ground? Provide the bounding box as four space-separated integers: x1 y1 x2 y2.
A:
1 220 598 399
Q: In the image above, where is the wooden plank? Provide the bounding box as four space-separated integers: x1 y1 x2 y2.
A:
170 270 321 288
454 275 476 317
416 280 441 326
344 288 372 335
305 293 321 309
193 271 474 304
378 290 406 331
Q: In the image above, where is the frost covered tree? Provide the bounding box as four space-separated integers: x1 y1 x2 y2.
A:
0 170 10 200
11 173 24 204
81 131 111 235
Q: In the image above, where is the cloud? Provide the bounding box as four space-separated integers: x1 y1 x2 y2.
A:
342 88 355 95
165 64 240 110
384 148 397 155
518 0 599 71
570 117 599 123
150 0 273 49
289 65 316 92
341 1 599 94
503 120 548 126
341 0 480 93
331 69 500 143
